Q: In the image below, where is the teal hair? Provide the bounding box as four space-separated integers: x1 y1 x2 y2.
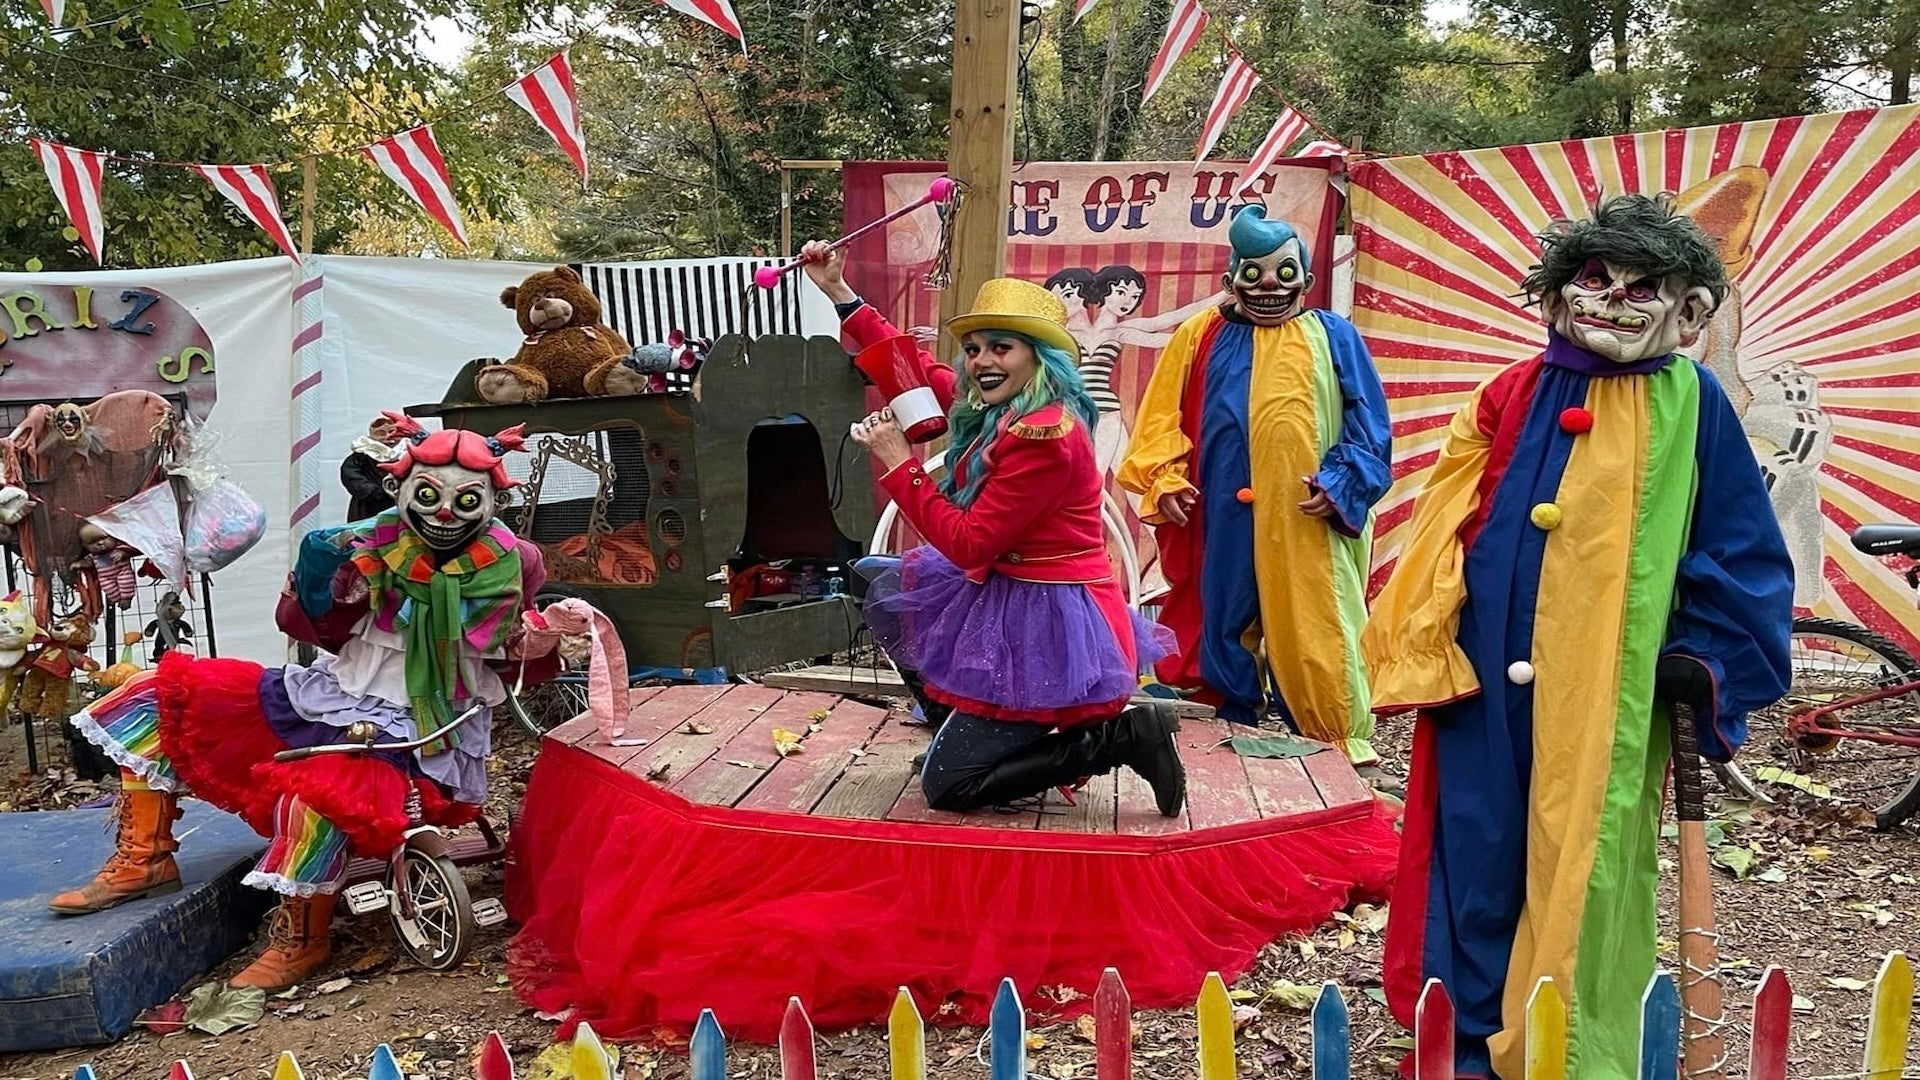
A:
1227 204 1309 273
942 332 1099 508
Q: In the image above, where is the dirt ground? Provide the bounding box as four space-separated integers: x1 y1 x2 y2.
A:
1 699 1914 1080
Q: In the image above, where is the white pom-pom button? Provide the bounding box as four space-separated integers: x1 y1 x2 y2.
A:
1507 660 1536 685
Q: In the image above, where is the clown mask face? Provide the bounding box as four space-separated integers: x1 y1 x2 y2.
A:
1547 259 1716 364
1225 239 1312 327
391 463 497 553
52 404 86 445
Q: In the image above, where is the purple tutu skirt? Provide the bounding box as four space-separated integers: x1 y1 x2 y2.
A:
865 546 1173 724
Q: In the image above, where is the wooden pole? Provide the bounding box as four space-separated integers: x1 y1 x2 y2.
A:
300 154 317 255
781 165 794 257
938 0 1023 355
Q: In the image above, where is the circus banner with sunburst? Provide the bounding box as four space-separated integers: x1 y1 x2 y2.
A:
1350 104 1920 654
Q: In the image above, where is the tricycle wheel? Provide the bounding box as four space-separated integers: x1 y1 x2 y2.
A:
390 848 476 971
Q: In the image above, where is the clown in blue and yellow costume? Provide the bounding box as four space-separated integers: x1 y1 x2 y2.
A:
1118 206 1392 766
1363 196 1794 1079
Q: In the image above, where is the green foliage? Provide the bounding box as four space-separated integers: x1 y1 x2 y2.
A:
3 0 1914 270
0 0 482 269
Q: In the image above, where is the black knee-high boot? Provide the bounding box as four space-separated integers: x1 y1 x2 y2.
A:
928 703 1185 816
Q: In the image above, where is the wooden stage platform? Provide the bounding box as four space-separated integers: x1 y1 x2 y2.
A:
539 680 1377 830
507 679 1397 1040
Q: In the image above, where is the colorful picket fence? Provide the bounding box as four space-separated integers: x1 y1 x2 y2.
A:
78 952 1912 1080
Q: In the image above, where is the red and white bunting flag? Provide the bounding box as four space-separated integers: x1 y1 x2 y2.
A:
1194 53 1259 164
39 0 65 26
1074 0 1098 22
364 126 469 246
658 0 745 47
1233 107 1311 197
1297 138 1349 158
192 164 299 261
1141 0 1209 105
29 138 107 264
505 52 588 182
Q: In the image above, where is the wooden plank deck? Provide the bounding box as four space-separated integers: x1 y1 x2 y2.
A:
759 665 1219 720
546 684 1374 834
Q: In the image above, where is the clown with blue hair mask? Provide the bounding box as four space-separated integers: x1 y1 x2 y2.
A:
1118 204 1393 773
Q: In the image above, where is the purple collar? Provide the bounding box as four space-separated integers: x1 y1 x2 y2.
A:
1542 330 1675 377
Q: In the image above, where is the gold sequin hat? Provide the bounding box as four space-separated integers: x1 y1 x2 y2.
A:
946 278 1081 360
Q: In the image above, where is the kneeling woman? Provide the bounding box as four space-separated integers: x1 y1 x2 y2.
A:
802 243 1185 815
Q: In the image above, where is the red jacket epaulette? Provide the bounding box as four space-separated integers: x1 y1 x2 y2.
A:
1009 403 1074 440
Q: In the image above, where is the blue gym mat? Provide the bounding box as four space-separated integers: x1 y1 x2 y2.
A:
0 801 271 1051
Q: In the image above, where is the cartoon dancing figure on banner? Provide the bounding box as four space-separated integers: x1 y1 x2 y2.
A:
1676 167 1832 608
1118 206 1392 769
1362 195 1793 1079
52 416 580 991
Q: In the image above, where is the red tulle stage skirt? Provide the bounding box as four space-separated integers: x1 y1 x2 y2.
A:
505 739 1398 1043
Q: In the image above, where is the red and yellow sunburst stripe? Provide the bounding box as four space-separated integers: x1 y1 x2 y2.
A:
1352 103 1920 654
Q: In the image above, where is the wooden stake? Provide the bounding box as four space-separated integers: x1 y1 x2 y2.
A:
938 0 1023 355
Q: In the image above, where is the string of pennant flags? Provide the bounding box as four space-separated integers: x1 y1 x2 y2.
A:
22 0 746 264
30 0 1327 263
1094 0 1352 192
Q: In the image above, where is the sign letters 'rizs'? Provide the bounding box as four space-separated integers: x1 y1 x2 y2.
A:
0 285 218 416
842 159 1342 600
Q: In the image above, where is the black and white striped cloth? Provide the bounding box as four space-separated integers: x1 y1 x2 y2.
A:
572 259 808 391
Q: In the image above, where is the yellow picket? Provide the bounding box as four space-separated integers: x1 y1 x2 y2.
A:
1525 977 1568 1080
1864 951 1913 1080
889 987 926 1080
271 1053 304 1080
1196 972 1235 1080
571 1022 613 1080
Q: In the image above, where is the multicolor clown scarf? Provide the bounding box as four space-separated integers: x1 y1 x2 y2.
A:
349 512 523 751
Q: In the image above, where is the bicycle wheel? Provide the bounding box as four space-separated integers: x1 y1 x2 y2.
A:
1728 616 1920 829
504 673 593 737
389 849 477 971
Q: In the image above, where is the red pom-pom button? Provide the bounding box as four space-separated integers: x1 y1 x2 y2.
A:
1236 487 1255 504
1559 407 1594 434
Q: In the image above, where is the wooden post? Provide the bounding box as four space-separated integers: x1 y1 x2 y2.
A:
938 0 1023 355
300 154 317 255
781 165 794 257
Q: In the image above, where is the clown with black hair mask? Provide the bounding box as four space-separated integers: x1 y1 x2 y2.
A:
1118 205 1393 772
1361 194 1794 1080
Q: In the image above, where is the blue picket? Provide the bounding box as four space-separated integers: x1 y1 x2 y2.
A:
692 1009 727 1080
1311 981 1351 1080
1636 970 1680 1080
367 1045 403 1080
989 978 1026 1080
73 1067 96 1080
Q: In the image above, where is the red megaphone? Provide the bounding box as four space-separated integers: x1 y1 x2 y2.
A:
853 335 948 444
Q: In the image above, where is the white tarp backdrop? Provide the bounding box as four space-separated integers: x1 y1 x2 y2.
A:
0 254 836 665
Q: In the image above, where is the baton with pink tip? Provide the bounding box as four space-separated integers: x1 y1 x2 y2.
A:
753 176 957 290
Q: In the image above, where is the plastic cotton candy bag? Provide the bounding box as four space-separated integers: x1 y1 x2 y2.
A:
169 415 267 574
182 478 266 572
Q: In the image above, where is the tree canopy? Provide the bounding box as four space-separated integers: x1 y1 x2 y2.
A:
0 0 1909 270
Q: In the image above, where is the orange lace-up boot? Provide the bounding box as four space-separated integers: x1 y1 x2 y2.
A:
228 893 337 990
48 788 183 915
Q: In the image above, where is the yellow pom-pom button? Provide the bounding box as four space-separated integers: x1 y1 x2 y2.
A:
1236 487 1255 504
1530 502 1563 530
1507 660 1536 685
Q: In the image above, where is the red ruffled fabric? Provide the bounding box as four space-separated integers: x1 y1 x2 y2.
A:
156 652 477 856
506 742 1398 1043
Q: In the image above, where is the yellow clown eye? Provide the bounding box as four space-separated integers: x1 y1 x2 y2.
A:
455 491 483 512
1239 263 1262 283
415 485 441 506
1278 265 1298 283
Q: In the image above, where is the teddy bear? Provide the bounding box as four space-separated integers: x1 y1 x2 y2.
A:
17 611 98 720
476 266 644 404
